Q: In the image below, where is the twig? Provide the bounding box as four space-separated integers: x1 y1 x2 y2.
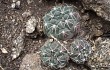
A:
50 35 69 53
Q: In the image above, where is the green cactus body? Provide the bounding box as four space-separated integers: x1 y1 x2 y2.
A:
69 38 92 64
43 5 81 40
40 40 69 69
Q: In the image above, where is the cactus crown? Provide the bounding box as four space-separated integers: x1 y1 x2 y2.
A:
43 5 81 40
69 38 92 64
40 40 69 69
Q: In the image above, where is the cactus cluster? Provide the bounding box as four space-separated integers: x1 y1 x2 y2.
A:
40 5 92 69
40 40 69 69
69 38 92 64
43 5 81 40
40 38 92 69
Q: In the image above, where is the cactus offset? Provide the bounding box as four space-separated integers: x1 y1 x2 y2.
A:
43 5 81 40
69 38 92 64
40 39 69 69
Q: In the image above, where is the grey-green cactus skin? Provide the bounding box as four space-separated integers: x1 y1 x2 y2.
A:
40 40 69 69
43 5 81 40
69 38 92 64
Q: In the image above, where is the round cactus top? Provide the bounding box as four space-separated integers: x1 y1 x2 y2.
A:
43 5 81 40
40 40 69 69
69 38 92 64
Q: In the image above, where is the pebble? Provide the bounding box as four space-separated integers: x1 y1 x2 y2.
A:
27 0 33 4
22 10 32 18
11 3 16 9
0 48 8 54
19 53 44 70
11 32 24 60
26 16 37 33
11 0 21 9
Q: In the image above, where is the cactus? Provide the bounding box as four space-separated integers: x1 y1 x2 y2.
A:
69 38 92 64
43 5 81 40
40 39 69 69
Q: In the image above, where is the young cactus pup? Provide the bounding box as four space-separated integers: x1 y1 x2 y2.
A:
69 38 92 64
40 39 69 69
43 5 81 40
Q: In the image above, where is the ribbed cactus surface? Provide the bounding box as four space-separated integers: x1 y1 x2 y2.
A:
69 38 92 64
43 5 81 40
40 40 69 69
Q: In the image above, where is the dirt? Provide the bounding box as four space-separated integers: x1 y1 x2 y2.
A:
0 0 110 70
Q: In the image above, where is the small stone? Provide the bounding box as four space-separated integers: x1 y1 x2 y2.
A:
12 54 17 59
95 30 103 36
19 53 44 70
49 39 54 42
26 16 37 33
22 10 32 17
11 0 21 9
26 25 35 33
11 32 24 60
27 0 33 4
11 3 16 9
63 41 68 44
0 48 8 53
16 1 21 9
38 40 42 43
82 13 89 21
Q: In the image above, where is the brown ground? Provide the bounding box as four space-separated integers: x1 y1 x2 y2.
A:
0 0 110 70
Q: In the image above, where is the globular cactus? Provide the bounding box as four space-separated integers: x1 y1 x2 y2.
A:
40 39 69 69
43 5 81 40
69 38 92 64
